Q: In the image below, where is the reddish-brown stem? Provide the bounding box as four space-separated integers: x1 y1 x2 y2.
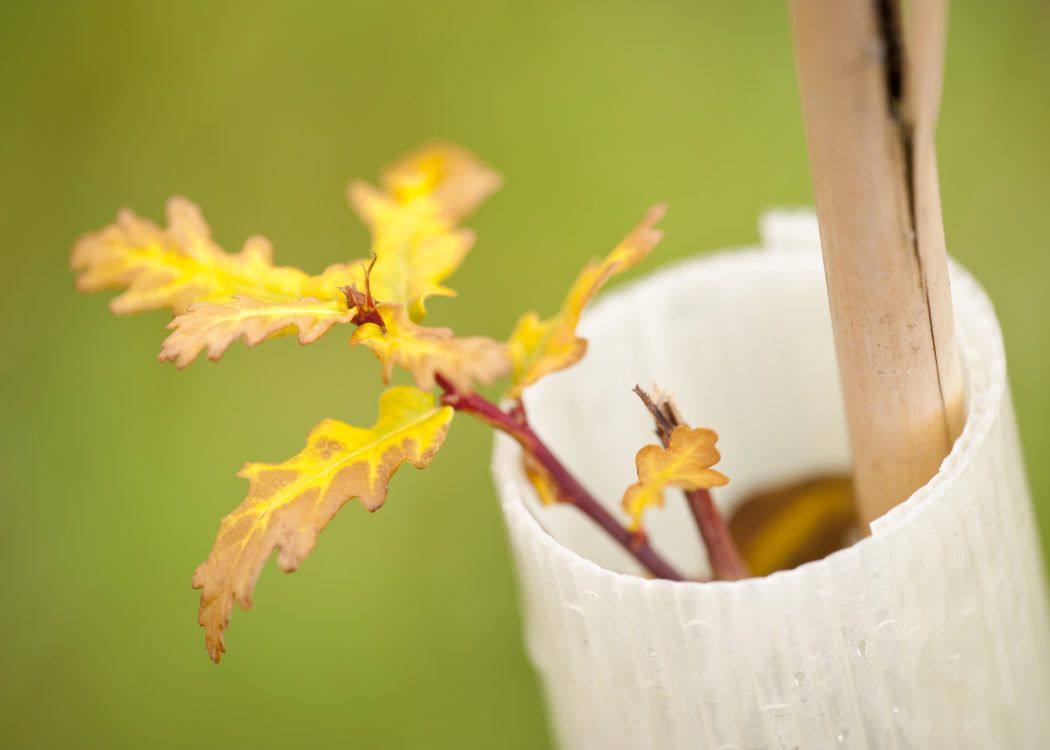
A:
633 386 749 581
436 374 684 581
341 256 386 329
684 488 749 581
341 284 386 330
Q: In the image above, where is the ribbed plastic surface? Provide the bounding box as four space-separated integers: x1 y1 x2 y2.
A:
491 213 1050 749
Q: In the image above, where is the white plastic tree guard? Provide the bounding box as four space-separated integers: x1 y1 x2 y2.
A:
491 213 1050 749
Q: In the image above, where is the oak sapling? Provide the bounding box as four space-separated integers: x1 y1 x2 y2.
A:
70 141 745 663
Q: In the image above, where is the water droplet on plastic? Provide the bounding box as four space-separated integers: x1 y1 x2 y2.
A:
837 728 851 743
856 640 868 656
794 671 806 686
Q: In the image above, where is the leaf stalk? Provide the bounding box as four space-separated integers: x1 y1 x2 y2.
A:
633 386 748 581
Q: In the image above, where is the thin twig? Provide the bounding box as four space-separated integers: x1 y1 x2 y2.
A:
437 374 684 581
634 386 749 581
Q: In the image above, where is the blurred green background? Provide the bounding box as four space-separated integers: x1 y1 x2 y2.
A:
1 2 1048 748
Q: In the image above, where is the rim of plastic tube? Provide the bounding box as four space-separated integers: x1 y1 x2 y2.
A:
491 245 1005 591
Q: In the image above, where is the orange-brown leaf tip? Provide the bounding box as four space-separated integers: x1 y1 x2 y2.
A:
192 386 454 661
351 302 510 393
505 206 666 399
159 296 355 368
621 425 729 531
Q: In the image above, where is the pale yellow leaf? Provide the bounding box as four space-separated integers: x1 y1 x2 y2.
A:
159 296 356 368
345 141 501 320
351 302 510 393
70 196 319 315
325 222 475 322
728 476 855 577
621 425 729 531
192 386 454 662
506 204 666 398
359 139 503 224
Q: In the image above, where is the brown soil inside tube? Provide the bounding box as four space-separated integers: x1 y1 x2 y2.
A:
728 474 859 577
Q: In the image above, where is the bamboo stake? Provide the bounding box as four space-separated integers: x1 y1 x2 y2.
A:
788 0 965 529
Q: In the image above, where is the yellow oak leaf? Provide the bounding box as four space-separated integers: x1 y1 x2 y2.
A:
70 196 320 315
505 204 666 399
358 140 503 224
351 302 510 393
728 476 855 577
192 386 454 663
346 141 501 321
71 143 500 365
621 425 729 531
159 296 356 368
